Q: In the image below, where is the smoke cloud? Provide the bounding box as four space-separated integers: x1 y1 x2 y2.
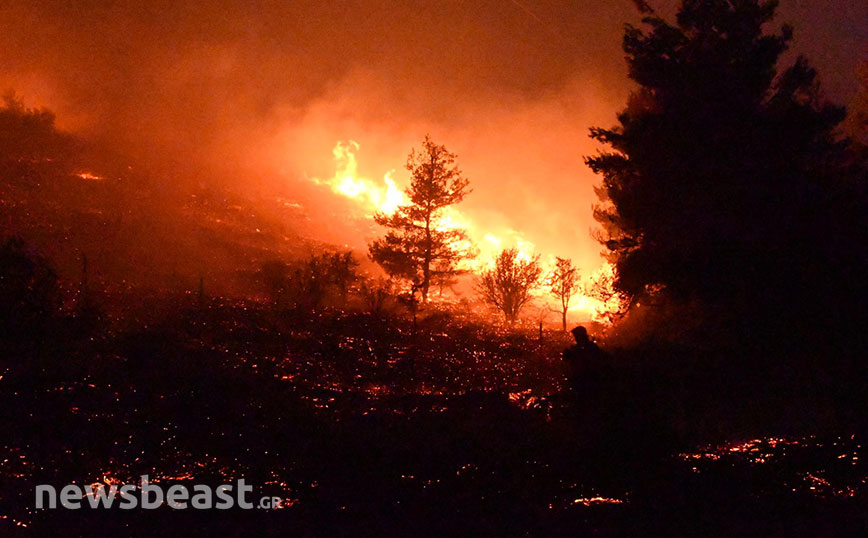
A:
1 0 865 292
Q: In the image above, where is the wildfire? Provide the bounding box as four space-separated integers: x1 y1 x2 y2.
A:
570 263 626 319
311 140 537 266
572 496 625 506
75 171 104 181
313 141 404 215
309 140 618 321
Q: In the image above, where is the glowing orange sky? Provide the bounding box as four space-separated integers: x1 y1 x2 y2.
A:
1 0 865 319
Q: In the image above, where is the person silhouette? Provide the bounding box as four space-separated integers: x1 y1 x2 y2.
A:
562 326 605 395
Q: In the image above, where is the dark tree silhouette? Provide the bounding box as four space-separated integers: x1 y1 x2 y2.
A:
360 277 393 316
430 258 468 299
295 254 330 312
584 267 628 326
326 250 359 306
0 92 77 164
259 253 359 312
548 257 580 331
477 248 542 323
369 136 473 303
0 92 82 197
586 0 867 351
258 260 292 308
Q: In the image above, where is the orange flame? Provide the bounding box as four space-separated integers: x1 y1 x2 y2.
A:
75 171 104 181
312 141 404 215
310 140 620 322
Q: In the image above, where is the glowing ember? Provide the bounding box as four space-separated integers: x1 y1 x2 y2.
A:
75 171 104 181
572 496 625 506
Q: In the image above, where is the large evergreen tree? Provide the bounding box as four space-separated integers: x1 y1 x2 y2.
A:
369 136 473 302
587 0 868 350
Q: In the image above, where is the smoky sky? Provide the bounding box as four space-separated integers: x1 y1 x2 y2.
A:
2 0 866 273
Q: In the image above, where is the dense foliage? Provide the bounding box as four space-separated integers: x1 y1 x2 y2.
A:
369 136 473 302
588 0 868 355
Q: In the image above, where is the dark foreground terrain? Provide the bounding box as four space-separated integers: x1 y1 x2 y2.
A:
1 300 866 537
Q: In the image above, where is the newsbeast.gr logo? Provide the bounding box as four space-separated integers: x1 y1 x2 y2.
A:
35 476 285 510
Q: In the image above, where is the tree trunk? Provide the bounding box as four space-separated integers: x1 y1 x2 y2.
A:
421 216 432 302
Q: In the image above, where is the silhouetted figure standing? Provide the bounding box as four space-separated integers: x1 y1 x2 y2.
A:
562 326 606 397
563 325 617 442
